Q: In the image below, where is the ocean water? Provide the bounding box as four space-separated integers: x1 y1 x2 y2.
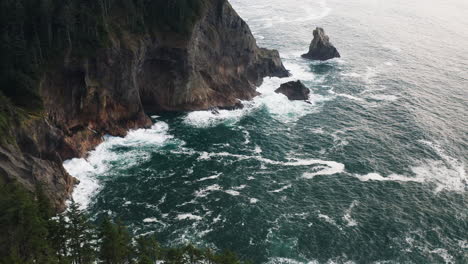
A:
63 0 468 263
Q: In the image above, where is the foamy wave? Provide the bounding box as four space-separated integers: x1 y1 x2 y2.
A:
329 89 365 102
302 161 345 179
64 122 178 209
428 248 454 263
197 173 222 182
266 257 319 264
224 190 241 196
195 150 345 178
143 217 161 223
182 60 331 128
194 184 222 198
63 158 100 209
183 107 252 128
342 201 359 227
176 214 203 221
269 184 292 193
250 198 259 204
355 173 425 183
355 141 466 192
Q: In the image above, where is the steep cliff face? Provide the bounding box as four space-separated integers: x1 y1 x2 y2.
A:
138 0 288 111
0 0 287 210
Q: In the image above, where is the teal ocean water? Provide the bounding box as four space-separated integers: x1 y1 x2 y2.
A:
64 0 468 263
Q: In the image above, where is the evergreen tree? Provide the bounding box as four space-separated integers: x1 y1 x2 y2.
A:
0 182 57 264
99 217 134 264
48 213 72 264
135 235 160 264
65 200 97 264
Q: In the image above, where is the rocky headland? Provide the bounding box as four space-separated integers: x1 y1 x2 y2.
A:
0 0 288 210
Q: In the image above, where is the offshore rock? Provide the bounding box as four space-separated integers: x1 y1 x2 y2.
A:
275 81 310 101
302 27 340 61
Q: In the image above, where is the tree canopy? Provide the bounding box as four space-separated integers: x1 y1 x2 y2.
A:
0 182 248 264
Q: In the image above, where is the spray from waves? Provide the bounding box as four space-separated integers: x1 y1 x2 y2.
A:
183 61 331 128
63 122 182 209
354 141 466 193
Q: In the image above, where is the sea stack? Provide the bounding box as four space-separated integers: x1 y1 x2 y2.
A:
302 27 340 61
275 81 310 101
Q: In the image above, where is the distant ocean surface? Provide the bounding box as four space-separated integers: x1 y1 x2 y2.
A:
64 0 468 263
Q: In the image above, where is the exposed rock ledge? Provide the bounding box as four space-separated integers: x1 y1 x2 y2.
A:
0 0 288 211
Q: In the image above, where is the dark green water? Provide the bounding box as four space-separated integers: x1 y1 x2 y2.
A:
64 0 468 263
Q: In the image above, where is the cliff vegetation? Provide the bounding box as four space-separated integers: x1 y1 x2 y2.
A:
0 182 249 264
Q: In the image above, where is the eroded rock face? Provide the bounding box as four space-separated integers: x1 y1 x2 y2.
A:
139 0 289 112
302 27 340 61
275 81 310 101
0 0 288 210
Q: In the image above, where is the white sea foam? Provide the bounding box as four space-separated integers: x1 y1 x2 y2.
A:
143 217 160 223
194 184 222 198
329 89 365 102
356 141 466 193
269 184 292 193
176 214 203 221
254 145 263 154
355 173 425 183
182 59 331 128
197 173 222 182
250 198 259 204
225 190 241 196
63 158 100 209
367 94 399 101
266 257 319 264
428 248 454 263
342 201 359 227
64 122 177 209
302 161 346 179
194 150 345 179
458 240 468 249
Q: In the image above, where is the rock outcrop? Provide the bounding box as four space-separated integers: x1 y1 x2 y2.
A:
275 81 310 101
302 27 340 61
0 0 288 210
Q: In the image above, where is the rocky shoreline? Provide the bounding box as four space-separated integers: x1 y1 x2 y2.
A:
0 0 288 211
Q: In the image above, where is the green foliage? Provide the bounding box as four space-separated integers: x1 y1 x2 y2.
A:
0 182 248 263
0 183 57 264
135 235 160 264
65 200 97 264
98 217 134 264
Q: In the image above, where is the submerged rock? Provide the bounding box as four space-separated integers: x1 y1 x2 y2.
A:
275 81 310 101
302 27 340 61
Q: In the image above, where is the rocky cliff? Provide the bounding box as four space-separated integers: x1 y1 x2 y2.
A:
0 0 288 210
